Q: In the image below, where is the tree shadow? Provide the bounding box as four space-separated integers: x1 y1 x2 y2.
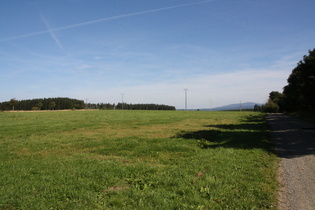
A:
272 130 315 158
174 114 274 153
267 114 315 158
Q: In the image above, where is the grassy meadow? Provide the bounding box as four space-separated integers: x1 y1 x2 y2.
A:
0 110 277 209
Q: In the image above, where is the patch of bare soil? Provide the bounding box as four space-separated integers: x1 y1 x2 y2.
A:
267 114 315 210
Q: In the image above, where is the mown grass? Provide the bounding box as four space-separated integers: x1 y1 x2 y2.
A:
0 110 277 209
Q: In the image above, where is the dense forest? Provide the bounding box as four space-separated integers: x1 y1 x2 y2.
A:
0 97 176 111
264 48 315 113
0 98 85 111
115 103 175 110
86 103 175 110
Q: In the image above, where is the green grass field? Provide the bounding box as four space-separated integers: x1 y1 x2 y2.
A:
0 110 277 209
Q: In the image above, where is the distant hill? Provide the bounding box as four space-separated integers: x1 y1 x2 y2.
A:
199 102 263 111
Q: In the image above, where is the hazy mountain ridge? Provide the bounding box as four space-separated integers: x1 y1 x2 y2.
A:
199 102 263 111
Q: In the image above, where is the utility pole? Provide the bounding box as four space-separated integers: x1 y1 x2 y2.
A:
85 98 89 109
121 93 124 110
184 89 188 111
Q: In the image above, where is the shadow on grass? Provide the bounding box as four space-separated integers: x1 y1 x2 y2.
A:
174 114 274 152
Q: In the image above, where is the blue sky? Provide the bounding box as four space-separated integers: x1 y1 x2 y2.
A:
1 0 314 109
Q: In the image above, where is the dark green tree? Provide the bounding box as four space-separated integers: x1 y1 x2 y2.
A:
49 102 56 110
263 99 279 113
268 91 285 112
1 97 85 111
253 104 262 112
9 98 19 111
36 102 43 110
283 49 315 112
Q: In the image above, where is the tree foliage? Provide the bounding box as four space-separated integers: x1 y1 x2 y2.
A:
9 98 19 111
263 99 279 113
115 103 175 110
262 91 285 113
0 98 84 111
265 48 315 113
0 98 176 111
84 102 175 110
253 104 263 112
283 49 315 112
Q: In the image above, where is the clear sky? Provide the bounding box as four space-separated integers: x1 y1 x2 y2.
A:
1 0 314 109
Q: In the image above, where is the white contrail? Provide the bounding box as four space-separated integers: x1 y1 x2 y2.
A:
0 0 213 42
40 12 65 51
40 12 73 60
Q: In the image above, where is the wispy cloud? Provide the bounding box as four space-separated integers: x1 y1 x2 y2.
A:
0 0 214 42
67 66 290 108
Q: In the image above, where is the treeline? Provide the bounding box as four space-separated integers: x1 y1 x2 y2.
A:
87 103 175 110
253 104 269 112
115 103 175 110
264 48 315 113
86 103 115 110
0 98 85 111
0 97 176 111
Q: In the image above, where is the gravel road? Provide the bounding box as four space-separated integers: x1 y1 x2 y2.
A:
267 114 315 210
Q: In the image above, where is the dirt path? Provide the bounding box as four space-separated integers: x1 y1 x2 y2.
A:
267 114 315 210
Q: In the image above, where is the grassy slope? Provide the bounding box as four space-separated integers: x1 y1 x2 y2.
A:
0 110 277 209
